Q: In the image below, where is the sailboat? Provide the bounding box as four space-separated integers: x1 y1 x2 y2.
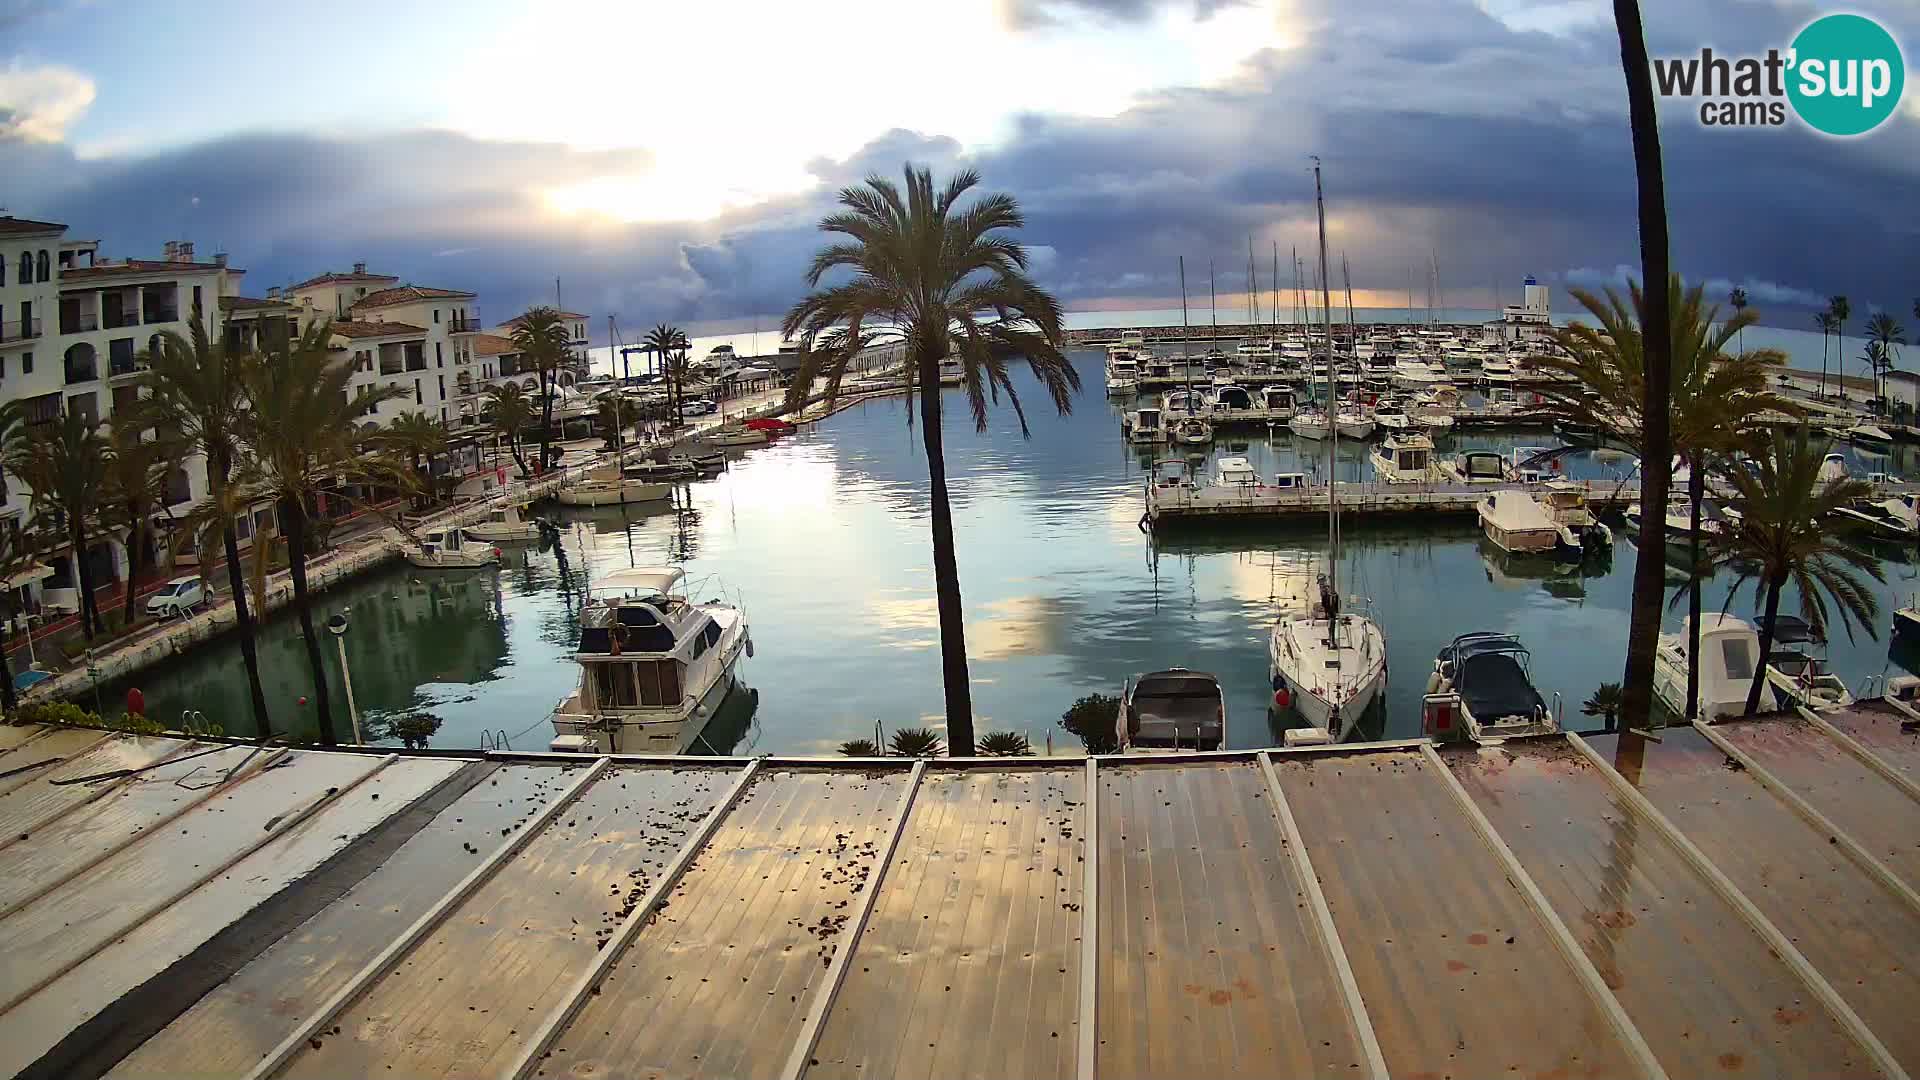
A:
1269 159 1388 745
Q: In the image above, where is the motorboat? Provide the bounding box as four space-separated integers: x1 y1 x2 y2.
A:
549 567 750 754
1262 385 1296 418
1755 615 1854 713
1622 498 1734 543
1831 495 1920 541
1117 329 1147 353
1367 431 1437 483
1289 407 1330 440
1840 423 1894 447
1441 450 1508 484
1481 357 1516 388
626 459 697 481
1210 382 1254 413
464 502 549 543
1162 388 1213 413
1653 614 1778 721
1171 414 1214 446
1507 446 1556 484
559 466 673 507
1537 481 1613 553
1372 400 1413 433
1394 357 1450 386
706 425 769 448
1126 406 1165 444
1150 457 1197 492
403 528 500 570
1106 351 1141 396
1117 669 1226 751
1424 632 1558 741
1818 452 1849 484
1476 489 1565 556
1334 407 1375 440
1212 455 1259 489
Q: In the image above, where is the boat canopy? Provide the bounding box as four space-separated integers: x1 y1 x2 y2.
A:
598 567 686 597
579 604 679 654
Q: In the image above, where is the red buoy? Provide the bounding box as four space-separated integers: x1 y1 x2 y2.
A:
297 696 308 706
125 688 145 717
1274 687 1291 709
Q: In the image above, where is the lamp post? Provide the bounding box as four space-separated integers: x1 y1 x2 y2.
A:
326 611 362 744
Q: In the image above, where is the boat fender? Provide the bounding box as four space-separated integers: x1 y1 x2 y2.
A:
746 636 755 659
1274 687 1291 710
1270 673 1285 692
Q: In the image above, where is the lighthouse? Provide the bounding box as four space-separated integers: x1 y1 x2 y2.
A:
1499 274 1553 343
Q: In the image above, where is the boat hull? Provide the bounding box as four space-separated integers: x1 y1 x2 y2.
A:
551 621 748 754
1336 419 1375 439
1289 418 1330 440
1268 616 1387 743
557 481 673 506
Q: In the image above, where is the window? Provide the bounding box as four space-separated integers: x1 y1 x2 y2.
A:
191 286 201 313
67 391 99 426
21 352 31 375
414 379 422 405
435 341 442 366
35 250 49 282
1720 637 1755 681
437 375 445 399
433 309 440 323
0 254 5 286
16 253 28 283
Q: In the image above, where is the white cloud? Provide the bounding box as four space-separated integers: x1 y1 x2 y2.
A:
1475 0 1607 36
1701 276 1825 309
0 60 95 141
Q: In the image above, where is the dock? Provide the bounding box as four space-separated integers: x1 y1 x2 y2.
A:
1142 476 1636 528
2 703 1918 1078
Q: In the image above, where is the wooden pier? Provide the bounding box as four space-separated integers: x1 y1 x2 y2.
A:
5 706 1920 1079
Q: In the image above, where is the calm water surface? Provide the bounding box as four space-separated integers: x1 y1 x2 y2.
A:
109 350 1920 753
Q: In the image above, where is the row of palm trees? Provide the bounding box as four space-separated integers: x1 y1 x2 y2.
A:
1811 295 1909 408
0 306 582 742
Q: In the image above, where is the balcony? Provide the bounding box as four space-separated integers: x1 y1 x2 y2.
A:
0 318 40 343
142 306 180 326
109 357 143 379
61 312 99 334
379 360 404 376
448 315 482 333
405 358 427 373
64 360 98 385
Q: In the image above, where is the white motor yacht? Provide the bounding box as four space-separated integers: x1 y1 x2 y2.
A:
1372 400 1413 432
1424 632 1558 741
1105 351 1141 396
1262 385 1296 418
1368 431 1437 483
1654 614 1777 721
549 567 750 754
403 528 500 570
1126 406 1165 444
1162 387 1213 413
1212 455 1259 489
1117 669 1226 751
1755 615 1854 713
1476 489 1565 556
559 465 673 507
1211 381 1254 413
1819 452 1849 484
1831 495 1920 541
464 502 549 543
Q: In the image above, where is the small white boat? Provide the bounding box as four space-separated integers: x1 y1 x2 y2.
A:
1262 385 1296 418
1162 388 1213 413
1842 423 1895 447
549 567 750 754
1127 406 1165 444
404 528 500 570
1269 583 1387 744
1831 496 1920 541
1424 632 1559 741
1212 455 1259 489
1171 414 1214 445
1289 407 1330 440
706 426 768 448
1368 431 1437 483
1755 616 1854 713
1818 452 1849 484
1654 614 1778 720
1334 408 1374 440
1117 669 1226 751
464 502 548 543
1372 400 1413 432
558 468 674 507
1106 352 1141 396
1441 450 1508 484
1476 489 1564 555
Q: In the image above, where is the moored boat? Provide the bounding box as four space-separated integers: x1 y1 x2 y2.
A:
1367 431 1436 483
1424 632 1558 741
1117 669 1226 751
1171 414 1214 445
464 502 549 543
404 528 500 570
1653 614 1778 720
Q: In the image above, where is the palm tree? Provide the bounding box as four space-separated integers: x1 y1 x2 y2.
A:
1596 0 1675 735
1728 286 1748 353
643 324 690 428
593 394 633 450
481 383 536 478
509 307 573 472
384 410 449 506
887 726 945 757
784 166 1080 754
1710 427 1883 715
102 424 180 628
136 319 271 735
1829 295 1852 397
6 411 110 639
837 738 879 757
238 322 412 744
977 731 1033 756
1814 311 1836 398
1581 682 1624 733
1534 277 1789 719
1866 311 1906 407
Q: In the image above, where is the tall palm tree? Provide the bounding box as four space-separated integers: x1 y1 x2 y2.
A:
136 320 271 735
6 411 110 639
102 424 180 628
643 324 690 428
238 321 411 745
1728 286 1748 353
1710 428 1882 715
1829 295 1852 397
384 410 450 506
482 383 536 477
784 165 1079 754
1534 277 1793 718
1603 0 1675 734
510 307 574 471
1866 311 1906 406
1814 311 1836 398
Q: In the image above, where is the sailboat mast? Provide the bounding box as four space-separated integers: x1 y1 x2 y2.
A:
1271 242 1280 340
1313 159 1338 612
1179 256 1190 408
1343 254 1356 339
1247 237 1258 326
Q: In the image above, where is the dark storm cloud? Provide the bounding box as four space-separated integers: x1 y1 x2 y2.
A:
4 0 1915 335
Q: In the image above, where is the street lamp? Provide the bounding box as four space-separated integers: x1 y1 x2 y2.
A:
326 611 362 744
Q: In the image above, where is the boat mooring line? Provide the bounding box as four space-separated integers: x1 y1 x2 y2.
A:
1794 705 1920 808
1076 757 1100 1080
242 756 610 1080
781 758 925 1080
1419 743 1669 1080
1691 720 1920 920
1567 734 1910 1080
504 758 763 1080
1257 751 1389 1080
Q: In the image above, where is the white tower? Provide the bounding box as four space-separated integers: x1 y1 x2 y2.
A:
1523 275 1549 314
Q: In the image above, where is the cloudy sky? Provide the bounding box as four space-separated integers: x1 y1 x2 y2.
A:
3 0 1915 337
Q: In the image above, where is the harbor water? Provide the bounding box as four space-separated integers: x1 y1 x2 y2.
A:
106 348 1920 753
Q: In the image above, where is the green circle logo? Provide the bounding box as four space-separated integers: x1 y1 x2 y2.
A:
1788 14 1905 136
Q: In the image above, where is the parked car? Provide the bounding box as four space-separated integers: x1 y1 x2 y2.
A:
145 576 209 617
684 398 719 416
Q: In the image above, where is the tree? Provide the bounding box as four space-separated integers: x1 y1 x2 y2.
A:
101 424 180 628
1814 311 1836 398
643 324 691 428
384 410 450 506
784 166 1080 754
977 731 1033 756
482 383 536 478
1829 295 1852 397
1060 692 1120 754
886 726 945 757
509 307 573 472
593 393 634 451
1710 427 1882 715
1581 682 1623 733
6 411 111 639
136 320 271 735
1597 0 1675 736
238 321 411 745
1865 311 1906 405
1727 286 1748 353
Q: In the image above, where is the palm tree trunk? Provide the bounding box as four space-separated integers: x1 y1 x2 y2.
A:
282 496 337 745
1820 328 1829 398
1685 460 1704 720
220 520 271 736
121 519 143 628
1613 0 1675 734
539 375 556 473
1746 578 1783 716
71 524 99 639
0 620 17 715
917 348 973 756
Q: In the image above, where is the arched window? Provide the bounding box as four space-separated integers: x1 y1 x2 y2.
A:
64 342 97 383
147 334 164 359
521 377 538 392
16 252 28 284
35 250 49 282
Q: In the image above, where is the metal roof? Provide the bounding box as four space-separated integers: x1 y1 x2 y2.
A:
0 703 1916 1079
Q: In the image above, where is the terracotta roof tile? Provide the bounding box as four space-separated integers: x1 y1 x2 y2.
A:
60 259 236 283
329 320 427 340
470 333 519 357
0 216 65 237
289 270 400 290
350 285 476 311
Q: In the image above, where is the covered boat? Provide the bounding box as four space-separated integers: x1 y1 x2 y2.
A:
1424 632 1557 741
1118 669 1226 751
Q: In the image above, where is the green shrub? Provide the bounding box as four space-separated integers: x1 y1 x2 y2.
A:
838 738 880 757
886 727 945 757
977 731 1033 757
1061 693 1120 755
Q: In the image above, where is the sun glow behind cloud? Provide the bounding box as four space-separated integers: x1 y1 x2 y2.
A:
501 0 1296 224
